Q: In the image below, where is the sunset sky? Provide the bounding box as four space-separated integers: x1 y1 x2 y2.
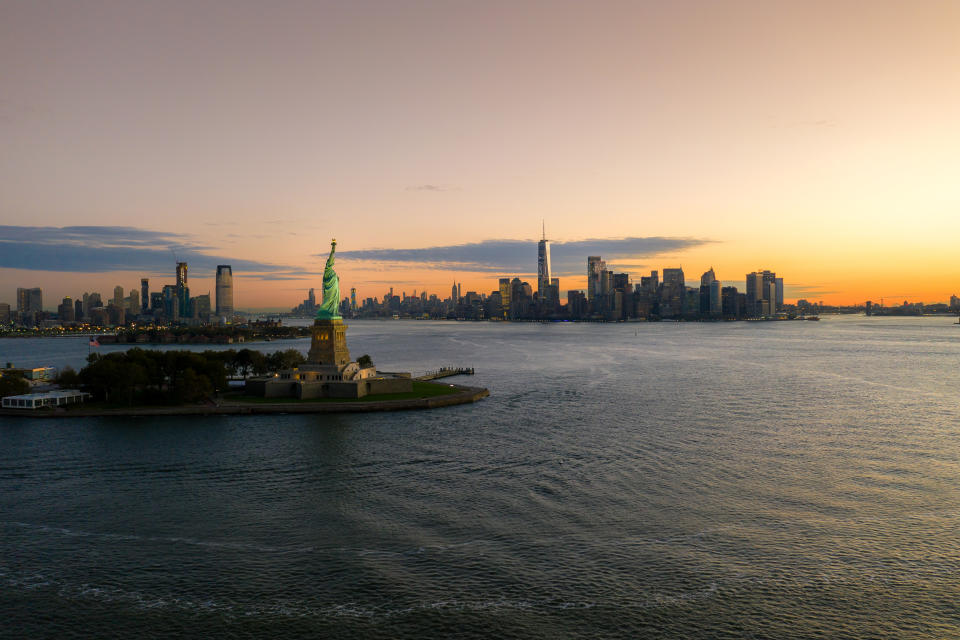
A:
2 0 959 308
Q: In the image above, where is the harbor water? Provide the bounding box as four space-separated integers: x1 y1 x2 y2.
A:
2 316 960 638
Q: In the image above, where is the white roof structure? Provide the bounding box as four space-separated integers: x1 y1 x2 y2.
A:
2 389 90 409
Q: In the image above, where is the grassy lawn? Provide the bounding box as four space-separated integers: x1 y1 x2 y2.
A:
224 381 461 404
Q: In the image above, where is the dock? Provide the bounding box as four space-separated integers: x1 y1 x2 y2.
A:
416 367 475 381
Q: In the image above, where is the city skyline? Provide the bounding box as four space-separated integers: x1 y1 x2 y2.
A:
2 1 959 306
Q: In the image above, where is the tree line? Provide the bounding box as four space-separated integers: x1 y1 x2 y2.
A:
56 348 308 406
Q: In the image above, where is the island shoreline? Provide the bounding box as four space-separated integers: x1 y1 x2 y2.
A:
0 384 489 418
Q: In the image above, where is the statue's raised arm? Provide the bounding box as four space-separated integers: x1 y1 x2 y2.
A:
316 239 341 319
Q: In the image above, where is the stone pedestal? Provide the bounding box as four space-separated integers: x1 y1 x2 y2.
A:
307 318 351 367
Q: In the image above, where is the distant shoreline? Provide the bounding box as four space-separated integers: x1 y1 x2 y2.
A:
0 383 489 418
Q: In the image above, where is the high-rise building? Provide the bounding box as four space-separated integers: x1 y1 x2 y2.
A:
58 297 75 322
0 302 10 324
775 277 784 311
537 223 552 300
662 268 685 288
113 285 124 306
215 265 233 317
700 268 716 287
451 282 459 303
765 279 777 316
126 289 139 315
140 278 149 314
162 285 179 321
191 294 211 319
16 287 42 314
176 262 189 317
74 299 83 320
587 256 605 300
745 271 765 317
661 268 686 318
499 278 511 318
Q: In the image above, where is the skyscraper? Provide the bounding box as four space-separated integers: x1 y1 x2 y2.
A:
113 285 124 306
16 287 42 314
215 265 233 317
141 278 149 314
499 278 511 318
537 223 552 300
587 256 605 300
746 270 777 317
176 262 189 317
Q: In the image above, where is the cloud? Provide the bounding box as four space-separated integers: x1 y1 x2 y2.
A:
0 225 297 276
784 284 840 298
405 184 457 192
333 236 712 276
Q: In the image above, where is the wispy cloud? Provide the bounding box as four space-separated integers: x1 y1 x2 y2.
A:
785 284 839 298
405 184 458 192
0 225 296 276
333 237 712 276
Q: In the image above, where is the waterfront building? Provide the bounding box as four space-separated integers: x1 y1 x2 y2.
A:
765 280 777 316
58 297 75 322
73 299 83 320
951 295 960 310
113 285 124 307
567 290 588 319
215 265 233 318
661 268 685 318
721 286 739 318
745 271 764 317
16 287 42 314
0 303 10 324
499 278 511 318
587 256 605 300
141 279 149 314
150 292 163 314
775 277 784 311
537 224 552 301
82 292 102 318
107 302 125 326
191 294 211 319
162 285 179 321
125 290 140 315
2 389 90 410
710 280 721 316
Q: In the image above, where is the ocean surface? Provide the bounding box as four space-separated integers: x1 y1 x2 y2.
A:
2 316 960 638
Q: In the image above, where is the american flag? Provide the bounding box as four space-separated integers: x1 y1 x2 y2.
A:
89 337 100 347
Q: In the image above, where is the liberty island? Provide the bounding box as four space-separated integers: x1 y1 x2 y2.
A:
0 240 489 416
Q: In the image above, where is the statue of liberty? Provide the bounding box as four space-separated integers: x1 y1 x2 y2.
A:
316 239 341 320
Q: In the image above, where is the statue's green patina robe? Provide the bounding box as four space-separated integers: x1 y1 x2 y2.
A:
316 240 341 320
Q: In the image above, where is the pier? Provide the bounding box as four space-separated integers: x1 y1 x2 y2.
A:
416 367 476 381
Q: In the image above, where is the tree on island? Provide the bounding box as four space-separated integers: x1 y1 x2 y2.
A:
0 373 29 398
357 354 374 369
69 347 312 406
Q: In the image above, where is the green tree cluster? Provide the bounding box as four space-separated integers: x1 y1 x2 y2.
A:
0 373 29 398
81 349 229 405
74 348 308 406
